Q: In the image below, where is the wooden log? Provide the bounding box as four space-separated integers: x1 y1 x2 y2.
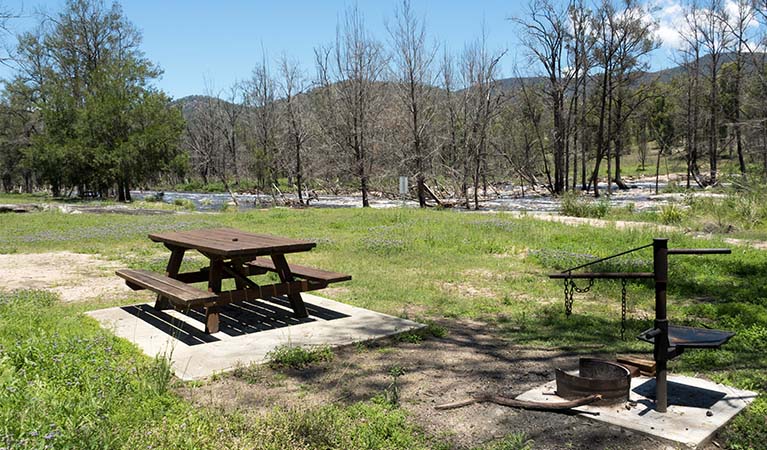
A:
435 393 602 411
423 183 443 206
616 356 656 375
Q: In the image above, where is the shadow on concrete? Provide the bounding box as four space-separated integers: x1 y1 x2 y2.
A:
121 296 349 345
633 378 726 409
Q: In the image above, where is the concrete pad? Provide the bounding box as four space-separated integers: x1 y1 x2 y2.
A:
87 293 423 380
516 373 758 448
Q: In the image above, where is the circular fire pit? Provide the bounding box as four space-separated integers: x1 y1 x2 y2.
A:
555 358 631 405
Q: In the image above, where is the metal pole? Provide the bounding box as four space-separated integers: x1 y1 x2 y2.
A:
653 238 669 413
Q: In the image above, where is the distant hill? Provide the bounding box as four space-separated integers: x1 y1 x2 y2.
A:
171 95 241 118
494 52 766 90
173 52 765 120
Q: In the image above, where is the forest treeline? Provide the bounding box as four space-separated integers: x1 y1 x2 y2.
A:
2 0 767 207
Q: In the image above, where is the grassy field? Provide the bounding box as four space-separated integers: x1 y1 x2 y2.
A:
0 201 765 448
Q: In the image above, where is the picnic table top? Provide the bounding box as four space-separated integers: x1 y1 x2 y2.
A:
149 227 316 258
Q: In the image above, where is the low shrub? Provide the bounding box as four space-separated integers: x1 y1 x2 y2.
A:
173 198 196 210
266 344 334 369
658 204 684 225
559 192 611 219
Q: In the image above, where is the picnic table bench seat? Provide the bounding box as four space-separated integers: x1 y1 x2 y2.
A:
116 269 217 308
245 259 351 284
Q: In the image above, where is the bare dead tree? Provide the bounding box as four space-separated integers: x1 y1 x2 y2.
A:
388 0 438 207
460 28 505 210
183 85 239 204
314 5 387 207
514 0 574 195
221 83 245 185
278 55 311 204
679 1 705 188
698 0 733 186
720 0 756 178
245 51 279 196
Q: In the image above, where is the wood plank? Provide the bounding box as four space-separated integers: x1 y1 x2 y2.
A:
149 228 315 257
156 247 186 310
246 259 352 283
116 269 217 307
271 253 308 318
212 279 324 306
616 356 656 374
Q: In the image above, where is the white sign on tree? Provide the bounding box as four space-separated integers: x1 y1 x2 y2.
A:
399 176 408 195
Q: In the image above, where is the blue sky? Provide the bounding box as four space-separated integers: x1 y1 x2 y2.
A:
3 0 686 99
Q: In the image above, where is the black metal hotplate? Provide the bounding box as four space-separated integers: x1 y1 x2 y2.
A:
638 325 735 349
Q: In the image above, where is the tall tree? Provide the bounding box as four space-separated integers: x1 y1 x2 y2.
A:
388 0 438 207
278 55 311 204
13 0 183 198
698 0 732 185
515 0 573 194
314 5 387 207
460 29 504 209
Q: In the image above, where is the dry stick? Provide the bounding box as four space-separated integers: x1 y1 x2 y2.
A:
435 393 602 411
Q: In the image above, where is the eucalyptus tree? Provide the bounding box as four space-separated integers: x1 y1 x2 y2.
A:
697 0 733 185
388 0 438 207
460 30 505 209
679 2 705 188
278 55 311 204
246 53 280 194
588 0 656 196
568 0 594 191
720 0 756 177
314 5 387 207
515 0 574 195
607 1 658 190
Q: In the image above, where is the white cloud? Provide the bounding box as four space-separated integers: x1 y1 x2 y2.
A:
650 0 687 50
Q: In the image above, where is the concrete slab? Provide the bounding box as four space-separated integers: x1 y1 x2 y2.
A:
516 373 758 448
87 293 423 380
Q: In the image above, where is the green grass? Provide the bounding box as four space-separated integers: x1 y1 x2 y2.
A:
267 345 334 369
0 290 449 449
0 205 765 448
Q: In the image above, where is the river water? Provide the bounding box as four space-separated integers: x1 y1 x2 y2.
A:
129 179 713 214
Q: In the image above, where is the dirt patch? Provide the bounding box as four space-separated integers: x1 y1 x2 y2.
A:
0 251 148 302
176 319 680 449
440 281 497 299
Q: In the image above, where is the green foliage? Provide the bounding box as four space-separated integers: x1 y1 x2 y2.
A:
266 345 334 369
559 192 611 218
396 322 448 343
383 365 406 406
14 0 184 198
0 290 187 449
173 198 196 210
658 204 685 225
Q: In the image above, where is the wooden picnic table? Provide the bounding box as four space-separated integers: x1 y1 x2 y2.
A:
116 228 350 333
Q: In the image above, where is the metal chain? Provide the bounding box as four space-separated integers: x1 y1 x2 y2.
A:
563 276 594 317
573 278 594 294
621 278 628 340
563 277 574 316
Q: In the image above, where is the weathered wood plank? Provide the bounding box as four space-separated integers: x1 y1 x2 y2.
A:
148 228 315 257
246 259 351 283
116 269 217 307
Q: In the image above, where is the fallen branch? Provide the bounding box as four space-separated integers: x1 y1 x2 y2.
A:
435 393 602 411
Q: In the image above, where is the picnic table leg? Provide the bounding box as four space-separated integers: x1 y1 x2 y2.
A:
231 258 249 290
270 254 309 318
205 258 224 333
155 246 186 311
